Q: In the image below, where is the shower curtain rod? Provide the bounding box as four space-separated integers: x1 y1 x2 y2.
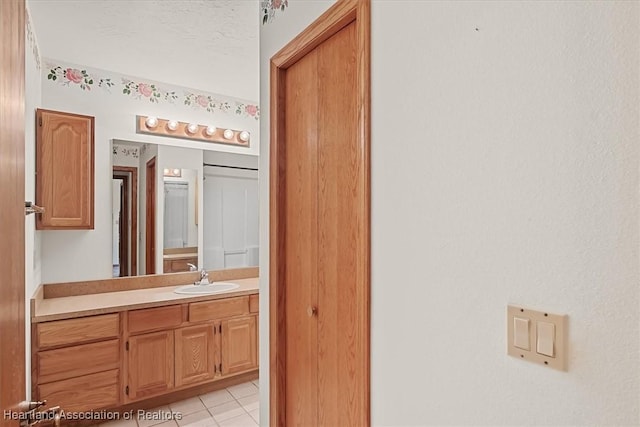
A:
203 163 258 172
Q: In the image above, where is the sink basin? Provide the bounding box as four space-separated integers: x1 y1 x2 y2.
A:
174 282 240 295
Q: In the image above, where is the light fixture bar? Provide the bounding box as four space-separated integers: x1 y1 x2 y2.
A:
136 115 250 147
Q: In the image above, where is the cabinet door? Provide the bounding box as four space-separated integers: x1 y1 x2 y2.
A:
220 316 257 376
175 324 216 387
128 330 174 400
36 108 94 229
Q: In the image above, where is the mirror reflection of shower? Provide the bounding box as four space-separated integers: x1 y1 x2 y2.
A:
203 164 259 270
163 168 198 250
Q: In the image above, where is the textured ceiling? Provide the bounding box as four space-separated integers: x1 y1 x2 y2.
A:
28 0 259 101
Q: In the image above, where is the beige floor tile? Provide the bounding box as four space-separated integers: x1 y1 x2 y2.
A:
236 393 259 412
143 422 178 427
136 406 177 427
199 389 235 408
217 413 258 427
247 409 259 424
100 417 138 427
251 380 259 389
208 401 245 423
176 410 217 427
170 397 207 416
226 382 258 400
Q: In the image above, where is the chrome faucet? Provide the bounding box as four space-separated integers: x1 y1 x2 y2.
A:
187 264 209 285
199 269 209 285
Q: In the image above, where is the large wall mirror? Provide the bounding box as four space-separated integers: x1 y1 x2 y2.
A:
111 140 258 278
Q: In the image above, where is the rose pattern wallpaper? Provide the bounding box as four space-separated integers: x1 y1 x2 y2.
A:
44 61 260 121
262 0 289 24
122 79 179 103
47 65 115 91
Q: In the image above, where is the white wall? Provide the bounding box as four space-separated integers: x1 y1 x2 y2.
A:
259 1 337 425
260 1 639 425
24 5 42 399
39 60 258 283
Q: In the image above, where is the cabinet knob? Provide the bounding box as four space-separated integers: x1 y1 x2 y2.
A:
307 306 317 317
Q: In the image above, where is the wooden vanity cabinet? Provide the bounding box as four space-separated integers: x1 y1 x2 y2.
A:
33 293 259 411
125 294 258 402
34 314 121 413
36 108 94 230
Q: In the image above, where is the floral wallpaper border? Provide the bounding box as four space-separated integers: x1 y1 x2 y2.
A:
25 8 41 70
112 145 139 159
43 60 260 121
262 0 289 25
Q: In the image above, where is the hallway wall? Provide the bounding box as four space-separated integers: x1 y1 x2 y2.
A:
260 1 640 425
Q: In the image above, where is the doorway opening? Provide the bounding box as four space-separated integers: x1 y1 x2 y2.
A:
112 166 138 277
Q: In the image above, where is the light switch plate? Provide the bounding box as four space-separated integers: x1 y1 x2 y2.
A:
507 305 567 371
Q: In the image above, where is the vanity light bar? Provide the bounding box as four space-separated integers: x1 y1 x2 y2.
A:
136 116 250 147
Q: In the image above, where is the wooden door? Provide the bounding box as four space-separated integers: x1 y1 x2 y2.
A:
270 0 370 425
36 109 94 230
220 316 257 376
175 324 216 387
0 0 26 423
113 166 138 277
127 330 174 400
145 157 156 274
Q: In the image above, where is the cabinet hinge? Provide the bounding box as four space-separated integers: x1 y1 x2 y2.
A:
38 117 42 127
219 324 222 334
125 341 129 351
125 385 129 396
214 363 217 374
219 363 222 373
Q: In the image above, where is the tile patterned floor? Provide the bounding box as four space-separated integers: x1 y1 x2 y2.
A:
100 380 259 427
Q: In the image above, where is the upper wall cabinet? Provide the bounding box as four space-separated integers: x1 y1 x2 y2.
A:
36 109 94 230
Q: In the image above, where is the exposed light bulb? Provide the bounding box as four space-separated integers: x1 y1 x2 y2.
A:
173 169 180 175
239 131 250 142
186 123 198 134
145 116 158 129
205 126 217 136
163 169 170 175
223 129 234 140
167 120 178 131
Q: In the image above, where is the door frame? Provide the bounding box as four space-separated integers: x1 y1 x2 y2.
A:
113 166 138 277
0 0 26 421
145 157 157 275
269 0 371 425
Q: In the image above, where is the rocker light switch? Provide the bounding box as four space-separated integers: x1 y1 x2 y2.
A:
513 317 530 350
536 321 555 357
507 305 567 371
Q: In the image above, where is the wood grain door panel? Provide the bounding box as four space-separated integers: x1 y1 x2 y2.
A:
283 45 320 427
0 0 26 422
220 316 257 376
175 324 216 387
127 330 174 400
270 1 370 425
36 109 94 229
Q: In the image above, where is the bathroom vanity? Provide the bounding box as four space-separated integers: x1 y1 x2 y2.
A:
30 271 258 416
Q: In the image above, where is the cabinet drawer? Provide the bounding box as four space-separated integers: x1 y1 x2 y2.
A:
249 294 259 313
37 314 119 349
38 369 119 413
190 296 249 322
37 339 120 384
128 305 182 334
